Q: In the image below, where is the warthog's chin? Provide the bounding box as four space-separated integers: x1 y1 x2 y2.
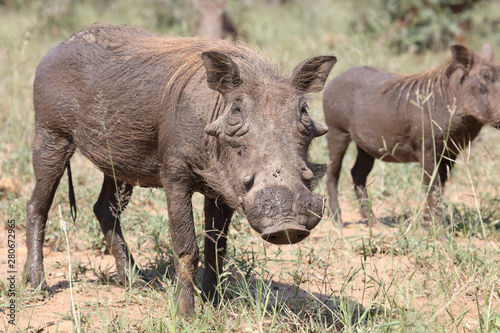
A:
245 216 314 245
260 219 310 244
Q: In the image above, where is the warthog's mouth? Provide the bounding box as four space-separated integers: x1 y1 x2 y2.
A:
260 220 310 245
243 185 325 244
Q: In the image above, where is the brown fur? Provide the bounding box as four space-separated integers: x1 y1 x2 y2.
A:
323 44 500 226
25 24 336 316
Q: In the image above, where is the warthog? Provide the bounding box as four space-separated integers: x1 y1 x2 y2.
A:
25 24 336 316
191 0 237 40
323 44 500 226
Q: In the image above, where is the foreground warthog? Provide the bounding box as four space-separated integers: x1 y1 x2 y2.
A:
323 44 500 226
26 24 336 316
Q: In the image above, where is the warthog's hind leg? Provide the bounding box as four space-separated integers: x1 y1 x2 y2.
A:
24 126 75 291
93 175 139 285
351 146 375 221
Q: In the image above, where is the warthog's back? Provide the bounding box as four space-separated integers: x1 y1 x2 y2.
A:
323 66 418 162
33 24 273 187
34 26 173 186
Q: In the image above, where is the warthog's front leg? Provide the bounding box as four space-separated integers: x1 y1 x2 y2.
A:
325 127 351 229
202 198 233 303
422 152 456 223
162 177 199 317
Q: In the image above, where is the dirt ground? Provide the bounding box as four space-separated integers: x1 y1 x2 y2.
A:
1 195 495 332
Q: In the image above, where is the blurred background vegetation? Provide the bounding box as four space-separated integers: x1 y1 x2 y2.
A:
2 0 500 331
2 0 500 59
2 0 500 47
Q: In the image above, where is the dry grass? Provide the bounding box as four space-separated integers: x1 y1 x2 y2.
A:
1 0 500 332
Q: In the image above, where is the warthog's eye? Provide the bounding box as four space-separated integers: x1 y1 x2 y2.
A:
300 105 309 115
227 104 242 127
481 69 493 83
231 104 241 114
224 103 248 137
298 103 312 136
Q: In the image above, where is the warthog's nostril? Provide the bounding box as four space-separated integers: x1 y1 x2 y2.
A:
295 232 307 241
266 235 278 243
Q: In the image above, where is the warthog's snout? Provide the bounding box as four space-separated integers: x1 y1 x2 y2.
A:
244 185 325 244
260 221 310 244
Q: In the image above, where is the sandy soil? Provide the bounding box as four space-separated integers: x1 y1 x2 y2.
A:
1 194 496 333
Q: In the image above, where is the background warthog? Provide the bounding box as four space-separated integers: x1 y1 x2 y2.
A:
26 24 336 316
191 0 237 40
323 44 500 226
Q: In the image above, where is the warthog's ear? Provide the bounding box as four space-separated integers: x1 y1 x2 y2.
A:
482 43 494 63
291 56 337 93
446 45 472 77
202 51 243 94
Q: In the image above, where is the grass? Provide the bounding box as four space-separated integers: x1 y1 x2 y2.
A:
1 0 500 332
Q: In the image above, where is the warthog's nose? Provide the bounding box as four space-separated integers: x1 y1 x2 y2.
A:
261 222 310 244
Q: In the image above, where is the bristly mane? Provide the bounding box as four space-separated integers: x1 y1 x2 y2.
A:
78 24 280 114
381 57 454 111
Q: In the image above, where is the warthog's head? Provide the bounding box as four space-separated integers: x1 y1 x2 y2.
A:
446 43 500 126
202 51 336 244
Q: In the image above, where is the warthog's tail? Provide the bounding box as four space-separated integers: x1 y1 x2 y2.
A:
66 161 77 222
